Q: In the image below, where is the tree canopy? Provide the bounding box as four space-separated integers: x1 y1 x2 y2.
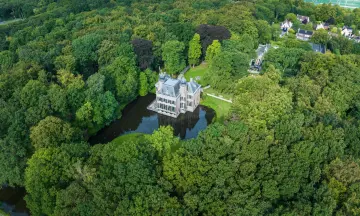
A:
2 0 360 215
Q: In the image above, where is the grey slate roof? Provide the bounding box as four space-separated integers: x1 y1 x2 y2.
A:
298 29 313 35
256 44 271 57
161 78 180 97
343 26 353 30
310 43 326 54
187 81 201 94
158 74 201 97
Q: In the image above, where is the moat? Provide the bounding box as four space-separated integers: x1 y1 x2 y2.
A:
89 94 215 145
1 94 215 215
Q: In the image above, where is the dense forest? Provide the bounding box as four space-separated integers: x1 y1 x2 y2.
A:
2 0 360 215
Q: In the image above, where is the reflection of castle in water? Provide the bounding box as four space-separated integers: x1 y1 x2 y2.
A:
157 106 200 139
88 94 215 145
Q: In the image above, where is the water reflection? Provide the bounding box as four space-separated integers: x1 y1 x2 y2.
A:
0 186 28 216
89 94 215 145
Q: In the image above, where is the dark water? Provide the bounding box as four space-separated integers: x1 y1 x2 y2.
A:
89 94 215 145
0 186 29 216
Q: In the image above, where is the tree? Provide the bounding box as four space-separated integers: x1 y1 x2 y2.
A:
138 72 148 96
0 51 15 72
285 13 297 22
162 40 186 75
205 51 249 92
311 29 330 45
30 116 80 150
102 55 138 104
75 102 93 128
205 40 221 63
149 126 178 156
131 38 154 70
188 33 202 67
196 24 231 55
232 69 293 130
145 69 157 93
25 143 90 216
263 48 306 77
72 33 103 77
256 20 272 44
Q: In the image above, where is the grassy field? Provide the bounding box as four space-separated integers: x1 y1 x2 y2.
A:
304 0 360 8
203 88 233 101
0 19 23 26
110 133 148 145
184 63 208 85
201 95 231 123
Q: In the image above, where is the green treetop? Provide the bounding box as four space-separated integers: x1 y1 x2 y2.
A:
162 40 186 75
205 40 221 64
188 33 202 67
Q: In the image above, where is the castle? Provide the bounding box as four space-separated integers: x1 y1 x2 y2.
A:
147 73 201 118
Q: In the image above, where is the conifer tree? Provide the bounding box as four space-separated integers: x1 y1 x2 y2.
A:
188 33 202 67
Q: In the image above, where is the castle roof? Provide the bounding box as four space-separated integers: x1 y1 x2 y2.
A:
187 80 201 94
161 78 180 97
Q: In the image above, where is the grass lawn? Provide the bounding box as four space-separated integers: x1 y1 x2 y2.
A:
201 95 231 123
0 18 23 26
110 133 149 145
184 63 208 85
203 88 233 101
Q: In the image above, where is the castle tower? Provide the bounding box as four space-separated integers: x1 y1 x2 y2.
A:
180 77 187 112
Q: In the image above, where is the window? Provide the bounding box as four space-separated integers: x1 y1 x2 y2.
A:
188 95 192 99
172 107 175 112
188 102 192 106
180 103 183 108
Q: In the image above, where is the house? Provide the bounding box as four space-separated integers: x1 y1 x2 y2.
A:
310 43 326 54
280 20 293 37
297 14 310 24
147 73 201 118
281 20 293 32
353 36 360 43
342 26 353 37
296 29 313 41
250 44 271 71
315 22 330 30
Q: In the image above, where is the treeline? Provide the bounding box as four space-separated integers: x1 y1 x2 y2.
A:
1 0 360 215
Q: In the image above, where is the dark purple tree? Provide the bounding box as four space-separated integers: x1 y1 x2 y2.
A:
196 24 231 56
131 38 154 71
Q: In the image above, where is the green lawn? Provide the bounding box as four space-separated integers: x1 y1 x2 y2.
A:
110 133 148 145
184 63 208 85
0 18 23 26
203 88 233 101
201 95 231 123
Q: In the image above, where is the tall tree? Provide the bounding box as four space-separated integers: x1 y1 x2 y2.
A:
138 72 148 96
162 40 186 75
205 40 221 64
188 33 202 67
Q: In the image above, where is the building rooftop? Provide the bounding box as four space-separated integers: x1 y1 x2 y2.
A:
187 80 201 94
161 78 180 97
164 78 180 87
298 29 313 35
157 75 201 97
343 26 353 30
297 14 309 19
256 44 271 57
310 43 326 54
